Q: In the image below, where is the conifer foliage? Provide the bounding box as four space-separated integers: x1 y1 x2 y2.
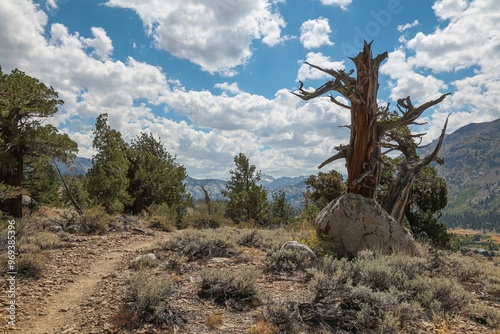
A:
0 68 77 217
86 114 131 214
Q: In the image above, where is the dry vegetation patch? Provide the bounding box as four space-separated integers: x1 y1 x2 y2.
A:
117 227 500 333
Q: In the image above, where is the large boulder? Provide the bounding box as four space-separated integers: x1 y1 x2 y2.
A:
315 193 418 257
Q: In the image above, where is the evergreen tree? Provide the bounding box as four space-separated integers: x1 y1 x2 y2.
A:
381 159 451 247
304 170 346 210
269 190 293 226
23 156 61 206
222 153 268 224
126 133 188 215
0 68 77 217
406 166 450 248
62 174 90 209
86 114 131 213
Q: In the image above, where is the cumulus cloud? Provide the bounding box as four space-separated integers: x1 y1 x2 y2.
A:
299 18 334 49
81 27 114 61
104 0 287 76
319 0 352 10
0 0 353 179
297 52 345 81
383 0 500 145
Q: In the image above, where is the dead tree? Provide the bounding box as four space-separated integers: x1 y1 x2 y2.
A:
200 185 211 215
293 41 450 223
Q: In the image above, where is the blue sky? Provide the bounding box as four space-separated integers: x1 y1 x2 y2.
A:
1 0 499 179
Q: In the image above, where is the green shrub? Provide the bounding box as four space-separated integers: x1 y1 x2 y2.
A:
127 271 183 326
183 211 228 229
198 266 261 309
148 203 178 229
237 230 264 248
408 276 469 314
469 303 500 328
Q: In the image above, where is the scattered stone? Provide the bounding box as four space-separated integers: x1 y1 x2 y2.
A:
130 253 157 266
280 241 317 262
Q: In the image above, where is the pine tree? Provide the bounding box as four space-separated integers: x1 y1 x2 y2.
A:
126 132 188 215
269 190 293 226
222 153 268 224
0 68 77 217
304 170 346 210
86 114 131 213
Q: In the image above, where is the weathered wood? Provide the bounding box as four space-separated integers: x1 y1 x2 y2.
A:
292 41 451 223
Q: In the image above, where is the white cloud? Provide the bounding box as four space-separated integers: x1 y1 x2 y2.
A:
432 0 469 21
380 48 448 103
383 0 500 145
297 52 345 81
397 19 420 32
299 18 334 49
81 27 114 61
408 0 499 73
104 0 287 76
0 0 352 179
319 0 352 11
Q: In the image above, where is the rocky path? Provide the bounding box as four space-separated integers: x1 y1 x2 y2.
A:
3 229 168 334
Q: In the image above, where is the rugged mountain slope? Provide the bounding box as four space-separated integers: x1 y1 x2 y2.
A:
425 118 500 228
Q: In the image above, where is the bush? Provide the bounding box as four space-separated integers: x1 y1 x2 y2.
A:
264 247 314 274
157 228 238 261
127 271 183 326
20 230 61 250
247 320 278 334
237 230 264 248
205 313 223 329
17 252 47 279
78 207 111 234
148 203 178 229
183 211 228 229
148 215 176 232
469 303 500 328
198 266 261 309
408 276 469 315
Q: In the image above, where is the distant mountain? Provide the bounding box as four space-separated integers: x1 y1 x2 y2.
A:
56 157 93 176
422 118 500 228
184 177 227 201
184 175 308 208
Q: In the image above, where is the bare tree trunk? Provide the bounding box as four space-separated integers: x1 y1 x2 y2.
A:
0 155 23 218
53 159 83 215
346 44 387 198
201 186 211 215
382 116 449 221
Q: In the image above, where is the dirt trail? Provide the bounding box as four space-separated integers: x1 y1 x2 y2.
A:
13 232 164 334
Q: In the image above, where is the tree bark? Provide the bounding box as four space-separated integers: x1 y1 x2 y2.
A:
346 43 387 198
382 116 449 221
0 155 23 218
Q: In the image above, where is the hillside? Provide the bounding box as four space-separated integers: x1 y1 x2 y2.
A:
423 119 500 228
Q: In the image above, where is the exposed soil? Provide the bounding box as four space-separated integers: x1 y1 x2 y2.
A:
0 229 168 334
